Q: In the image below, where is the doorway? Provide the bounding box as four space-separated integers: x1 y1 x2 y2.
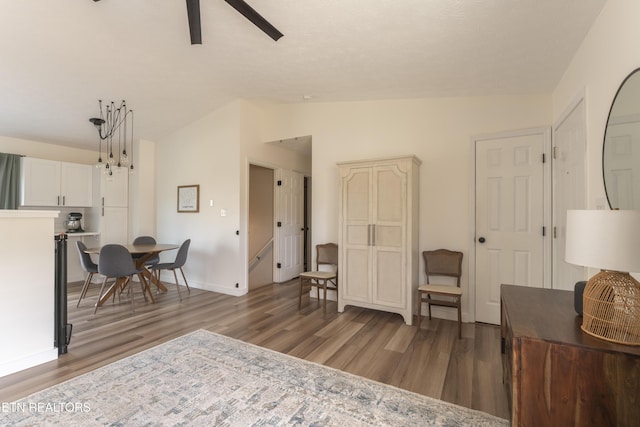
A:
248 165 274 290
248 165 310 289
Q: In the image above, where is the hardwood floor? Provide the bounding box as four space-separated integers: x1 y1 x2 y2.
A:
0 279 509 419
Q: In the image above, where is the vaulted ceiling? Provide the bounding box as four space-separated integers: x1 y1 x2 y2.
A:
0 0 606 150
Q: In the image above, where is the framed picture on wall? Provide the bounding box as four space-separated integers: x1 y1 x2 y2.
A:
177 185 199 213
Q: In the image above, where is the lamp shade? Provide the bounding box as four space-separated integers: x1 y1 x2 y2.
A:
565 210 640 273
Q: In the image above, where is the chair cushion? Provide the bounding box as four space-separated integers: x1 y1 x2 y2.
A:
418 284 462 296
151 262 174 270
299 271 336 280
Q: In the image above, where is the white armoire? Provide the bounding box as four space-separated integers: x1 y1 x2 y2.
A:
337 155 420 325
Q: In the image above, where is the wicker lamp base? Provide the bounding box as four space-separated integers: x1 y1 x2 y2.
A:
581 270 640 346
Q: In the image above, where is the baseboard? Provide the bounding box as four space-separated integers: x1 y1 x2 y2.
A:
0 348 58 378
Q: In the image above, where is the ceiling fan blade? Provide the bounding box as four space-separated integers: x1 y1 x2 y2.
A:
186 0 202 44
224 0 283 41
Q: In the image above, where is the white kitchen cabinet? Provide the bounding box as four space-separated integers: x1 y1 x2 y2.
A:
100 207 129 245
20 158 93 207
100 169 129 207
85 167 129 245
337 155 420 325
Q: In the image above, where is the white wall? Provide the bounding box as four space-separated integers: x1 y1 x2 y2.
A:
128 139 156 239
155 99 311 295
0 135 95 163
255 95 551 320
552 0 639 208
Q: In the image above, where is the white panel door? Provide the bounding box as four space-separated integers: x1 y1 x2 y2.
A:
476 132 545 324
274 168 304 282
553 99 587 290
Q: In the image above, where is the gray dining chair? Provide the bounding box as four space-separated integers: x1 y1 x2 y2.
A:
76 241 99 308
132 235 160 268
96 244 152 314
151 239 191 301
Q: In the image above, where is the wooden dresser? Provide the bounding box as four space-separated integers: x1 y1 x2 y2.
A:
501 284 640 427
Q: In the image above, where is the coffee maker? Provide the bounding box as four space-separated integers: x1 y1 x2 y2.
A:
65 212 83 233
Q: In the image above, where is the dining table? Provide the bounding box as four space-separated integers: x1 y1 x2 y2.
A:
84 243 179 308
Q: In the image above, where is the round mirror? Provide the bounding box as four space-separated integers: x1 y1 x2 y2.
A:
603 68 640 210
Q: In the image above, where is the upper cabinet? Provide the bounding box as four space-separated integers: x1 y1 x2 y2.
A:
20 157 93 207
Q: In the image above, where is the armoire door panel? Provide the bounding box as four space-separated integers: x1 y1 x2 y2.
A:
344 248 370 301
345 169 370 222
374 167 405 223
346 224 369 246
374 225 403 248
374 250 404 307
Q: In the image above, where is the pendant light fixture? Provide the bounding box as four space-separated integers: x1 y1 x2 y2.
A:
89 100 135 175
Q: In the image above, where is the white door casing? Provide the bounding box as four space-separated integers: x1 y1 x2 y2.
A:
274 168 304 282
553 97 587 290
474 129 550 324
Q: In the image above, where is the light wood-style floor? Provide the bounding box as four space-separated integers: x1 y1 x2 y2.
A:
0 279 509 419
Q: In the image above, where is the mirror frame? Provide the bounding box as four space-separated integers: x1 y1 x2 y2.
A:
602 67 640 210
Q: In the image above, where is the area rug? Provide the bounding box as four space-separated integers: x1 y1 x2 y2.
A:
2 329 508 426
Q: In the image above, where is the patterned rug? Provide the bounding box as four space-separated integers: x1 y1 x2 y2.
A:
3 329 508 426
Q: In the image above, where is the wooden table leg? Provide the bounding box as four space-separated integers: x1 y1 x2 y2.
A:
137 273 155 303
133 258 168 293
96 277 126 307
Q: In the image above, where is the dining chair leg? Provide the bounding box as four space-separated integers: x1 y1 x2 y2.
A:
77 272 94 307
172 269 182 301
323 281 327 313
179 267 191 293
139 277 148 302
94 276 109 314
457 298 462 339
417 292 422 328
129 276 136 313
138 273 154 303
154 270 160 293
298 277 304 309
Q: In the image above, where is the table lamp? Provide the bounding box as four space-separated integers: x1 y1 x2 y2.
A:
565 210 640 345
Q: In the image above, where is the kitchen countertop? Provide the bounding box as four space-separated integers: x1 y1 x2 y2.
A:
54 231 100 237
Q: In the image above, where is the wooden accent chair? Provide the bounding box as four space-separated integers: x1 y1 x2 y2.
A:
417 249 463 338
298 243 338 313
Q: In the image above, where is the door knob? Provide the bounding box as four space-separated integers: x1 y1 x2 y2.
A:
478 237 486 243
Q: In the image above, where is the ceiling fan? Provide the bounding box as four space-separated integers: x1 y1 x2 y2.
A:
185 0 283 44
